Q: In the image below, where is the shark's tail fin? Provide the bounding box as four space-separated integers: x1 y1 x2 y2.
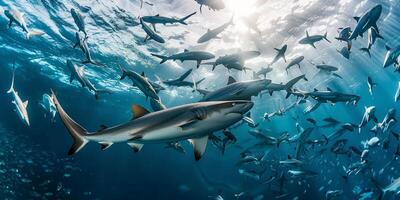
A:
179 12 196 25
360 47 371 58
27 29 45 39
324 32 331 43
51 90 89 155
7 68 15 94
151 53 168 64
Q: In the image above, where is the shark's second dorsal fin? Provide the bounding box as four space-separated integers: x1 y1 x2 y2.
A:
155 14 160 16
184 49 189 52
353 16 360 22
327 87 332 92
314 88 318 92
306 31 309 37
227 76 237 85
23 100 28 108
131 104 150 119
386 45 391 51
141 72 146 77
98 124 108 131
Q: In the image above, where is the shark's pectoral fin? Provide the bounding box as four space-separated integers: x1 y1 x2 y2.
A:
69 74 74 83
311 43 316 48
188 135 209 161
99 142 113 150
8 19 14 28
196 60 201 68
128 142 144 152
179 119 198 130
144 35 150 42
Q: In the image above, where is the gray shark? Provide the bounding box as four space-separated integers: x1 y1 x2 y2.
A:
299 31 330 48
142 12 196 31
194 0 225 13
199 76 272 101
7 69 30 126
285 56 304 73
372 177 400 200
119 66 159 100
255 67 273 78
348 5 382 41
151 49 215 68
335 27 352 50
66 60 110 99
383 44 400 68
360 27 383 57
74 32 102 66
358 106 377 132
51 90 252 160
395 81 400 102
39 93 57 121
197 17 233 43
205 51 260 71
295 127 314 159
5 9 44 39
311 62 342 79
140 18 165 43
271 45 287 65
265 74 307 97
70 8 87 37
161 69 205 88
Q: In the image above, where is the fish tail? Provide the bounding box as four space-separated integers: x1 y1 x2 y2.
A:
179 12 196 25
51 90 89 155
324 32 331 43
7 68 15 94
151 53 168 64
360 47 371 58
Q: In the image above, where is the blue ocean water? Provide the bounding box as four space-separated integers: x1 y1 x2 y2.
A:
1 0 400 199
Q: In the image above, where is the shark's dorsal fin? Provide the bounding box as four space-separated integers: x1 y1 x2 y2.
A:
314 88 318 92
353 16 360 22
227 76 237 85
188 135 209 161
288 155 292 159
155 14 160 16
386 45 391 51
23 100 28 108
131 104 150 119
327 87 332 91
141 72 146 77
184 49 189 52
306 31 309 37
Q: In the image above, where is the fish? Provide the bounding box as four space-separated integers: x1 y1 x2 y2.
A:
71 8 87 37
348 5 382 40
270 44 287 65
360 27 383 57
51 90 252 160
395 81 400 102
299 31 330 48
5 9 44 39
141 12 196 31
119 65 159 100
285 56 304 73
7 68 30 126
140 18 165 43
39 93 57 121
367 76 376 95
197 17 233 43
151 49 215 68
194 0 225 13
358 106 377 133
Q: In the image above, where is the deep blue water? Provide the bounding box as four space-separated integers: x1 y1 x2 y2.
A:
2 0 400 199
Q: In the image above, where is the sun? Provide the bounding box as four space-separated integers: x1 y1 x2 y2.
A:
225 0 259 18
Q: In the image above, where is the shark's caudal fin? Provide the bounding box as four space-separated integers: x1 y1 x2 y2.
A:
360 47 371 58
51 90 89 155
151 53 168 64
27 29 45 39
179 12 196 25
7 69 15 94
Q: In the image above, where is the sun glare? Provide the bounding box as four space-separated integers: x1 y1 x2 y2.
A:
225 0 259 18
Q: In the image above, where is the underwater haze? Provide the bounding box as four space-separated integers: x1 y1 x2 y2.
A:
1 0 400 199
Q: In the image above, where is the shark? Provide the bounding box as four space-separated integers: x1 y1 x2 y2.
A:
119 65 159 100
348 5 382 41
140 18 165 43
270 45 287 65
71 8 87 37
7 68 30 126
51 90 252 160
151 49 215 68
299 31 330 48
5 9 44 39
197 17 233 43
141 12 196 31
